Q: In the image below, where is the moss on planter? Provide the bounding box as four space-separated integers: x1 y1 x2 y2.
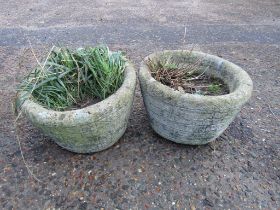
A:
18 63 136 153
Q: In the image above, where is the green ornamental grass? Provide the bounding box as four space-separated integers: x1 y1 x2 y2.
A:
17 45 126 111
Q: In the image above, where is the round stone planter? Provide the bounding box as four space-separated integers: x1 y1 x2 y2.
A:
139 50 253 145
17 63 136 153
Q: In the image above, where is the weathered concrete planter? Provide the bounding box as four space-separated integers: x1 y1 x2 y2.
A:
17 63 136 153
139 50 253 145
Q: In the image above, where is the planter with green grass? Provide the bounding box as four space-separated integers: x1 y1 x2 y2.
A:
139 50 253 145
16 46 136 153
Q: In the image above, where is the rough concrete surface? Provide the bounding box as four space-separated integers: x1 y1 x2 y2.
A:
139 51 253 145
17 64 136 154
0 0 279 209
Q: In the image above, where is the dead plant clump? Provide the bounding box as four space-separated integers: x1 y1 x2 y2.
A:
147 56 229 96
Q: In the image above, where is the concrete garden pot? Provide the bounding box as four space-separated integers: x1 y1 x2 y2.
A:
17 63 136 153
139 50 253 145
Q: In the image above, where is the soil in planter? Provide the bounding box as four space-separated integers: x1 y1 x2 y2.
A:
65 97 101 110
147 59 230 96
172 72 229 96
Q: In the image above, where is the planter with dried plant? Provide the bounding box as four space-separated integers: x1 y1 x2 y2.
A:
139 50 253 145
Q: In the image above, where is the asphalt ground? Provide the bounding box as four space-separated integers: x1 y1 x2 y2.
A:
0 0 279 209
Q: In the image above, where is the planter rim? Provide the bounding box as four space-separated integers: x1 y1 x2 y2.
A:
17 62 135 114
140 50 253 104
